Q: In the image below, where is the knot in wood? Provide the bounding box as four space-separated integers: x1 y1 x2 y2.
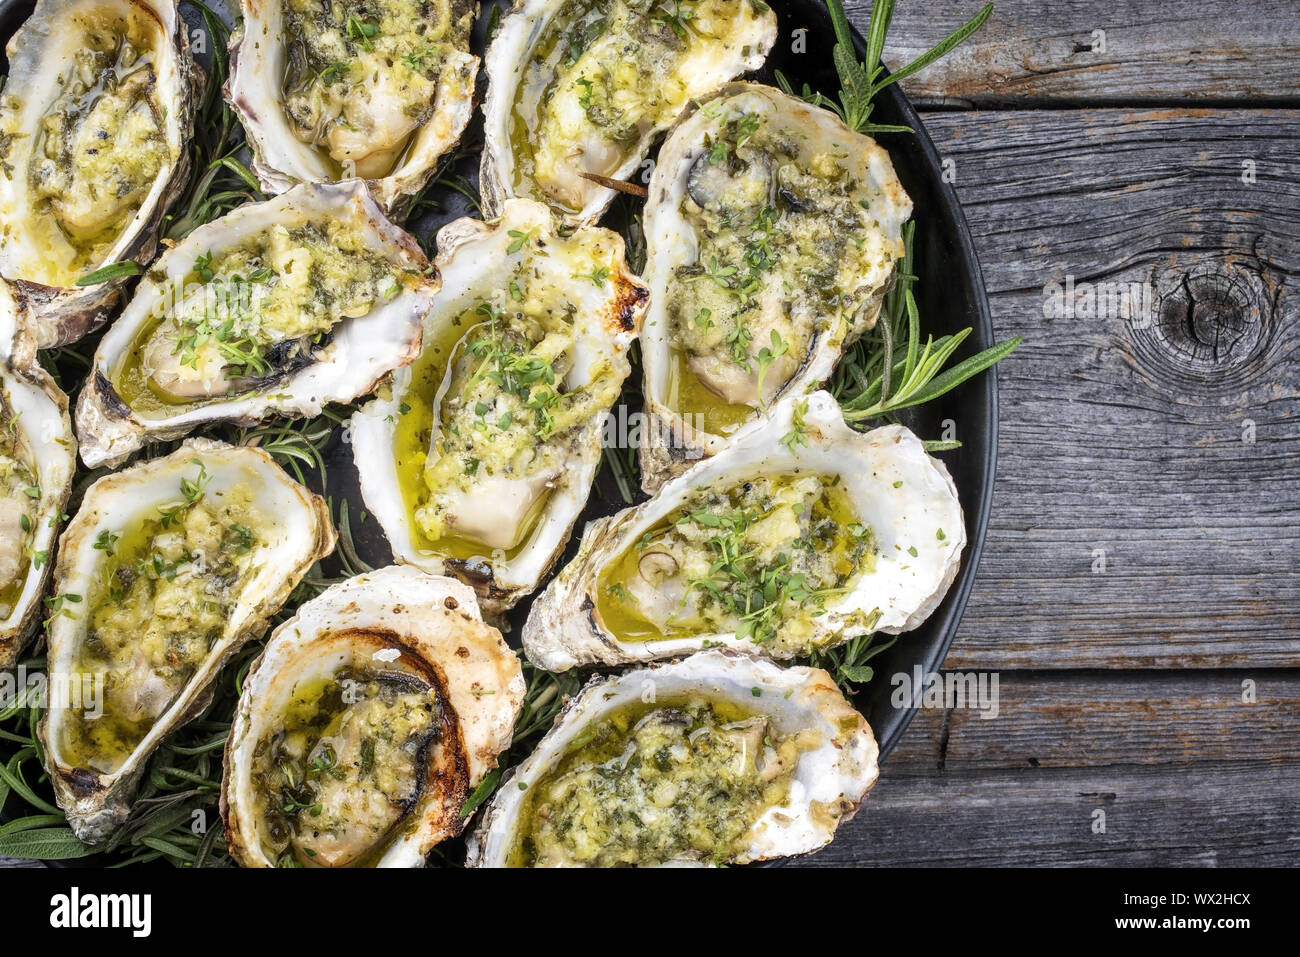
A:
1132 263 1275 394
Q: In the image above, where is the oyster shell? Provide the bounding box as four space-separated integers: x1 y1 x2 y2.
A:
227 0 479 213
523 391 964 671
222 566 525 868
39 440 334 843
0 0 196 348
0 283 33 370
75 180 438 469
639 82 913 490
350 198 648 616
467 649 879 867
481 0 777 221
0 361 76 668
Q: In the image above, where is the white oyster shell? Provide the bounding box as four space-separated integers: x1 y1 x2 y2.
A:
523 391 964 671
39 439 334 843
76 180 438 469
222 566 526 867
227 0 479 214
0 360 76 667
0 0 196 348
351 198 648 616
0 283 34 370
466 649 879 867
481 0 777 222
639 82 913 491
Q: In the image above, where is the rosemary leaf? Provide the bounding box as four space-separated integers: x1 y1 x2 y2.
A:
74 261 141 287
871 3 994 96
895 335 1022 411
0 826 94 860
459 768 501 819
924 439 963 452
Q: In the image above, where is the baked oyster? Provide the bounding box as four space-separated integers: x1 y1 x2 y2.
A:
523 391 964 672
351 198 648 616
481 0 778 221
0 0 196 348
76 180 437 469
222 566 526 868
39 440 334 843
227 0 479 213
467 649 879 867
0 361 76 668
640 82 913 490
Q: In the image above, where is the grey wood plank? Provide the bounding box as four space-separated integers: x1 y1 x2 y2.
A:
795 670 1300 866
846 0 1300 105
910 108 1300 669
875 670 1300 773
793 760 1300 866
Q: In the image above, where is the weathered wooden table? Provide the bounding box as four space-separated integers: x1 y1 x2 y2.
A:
4 0 1296 870
794 0 1300 866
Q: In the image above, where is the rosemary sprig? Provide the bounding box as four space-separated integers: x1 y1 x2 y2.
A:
0 670 239 866
772 2 1018 436
228 407 349 492
777 0 994 135
164 2 263 240
433 174 483 216
833 221 1021 428
600 434 638 505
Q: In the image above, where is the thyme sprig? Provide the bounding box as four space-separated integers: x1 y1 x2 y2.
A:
809 630 898 688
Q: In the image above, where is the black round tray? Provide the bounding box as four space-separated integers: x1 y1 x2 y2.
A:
0 0 997 862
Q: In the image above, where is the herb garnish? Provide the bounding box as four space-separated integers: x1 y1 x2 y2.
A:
654 1 695 39
776 0 993 135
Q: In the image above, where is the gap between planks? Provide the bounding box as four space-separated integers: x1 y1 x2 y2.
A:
894 108 1300 670
794 668 1300 866
848 0 1300 106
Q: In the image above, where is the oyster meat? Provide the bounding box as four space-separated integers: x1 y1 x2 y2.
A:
0 0 196 348
351 198 648 615
640 82 912 490
481 0 777 221
467 649 878 867
227 0 479 213
39 440 334 843
222 566 526 867
76 180 438 468
0 361 76 668
524 391 964 671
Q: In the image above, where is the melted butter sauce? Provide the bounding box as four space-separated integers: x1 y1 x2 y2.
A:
508 694 812 867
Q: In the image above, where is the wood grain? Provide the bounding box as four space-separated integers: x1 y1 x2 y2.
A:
865 670 1300 773
858 0 1300 106
911 108 1300 669
797 671 1300 866
796 761 1300 866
